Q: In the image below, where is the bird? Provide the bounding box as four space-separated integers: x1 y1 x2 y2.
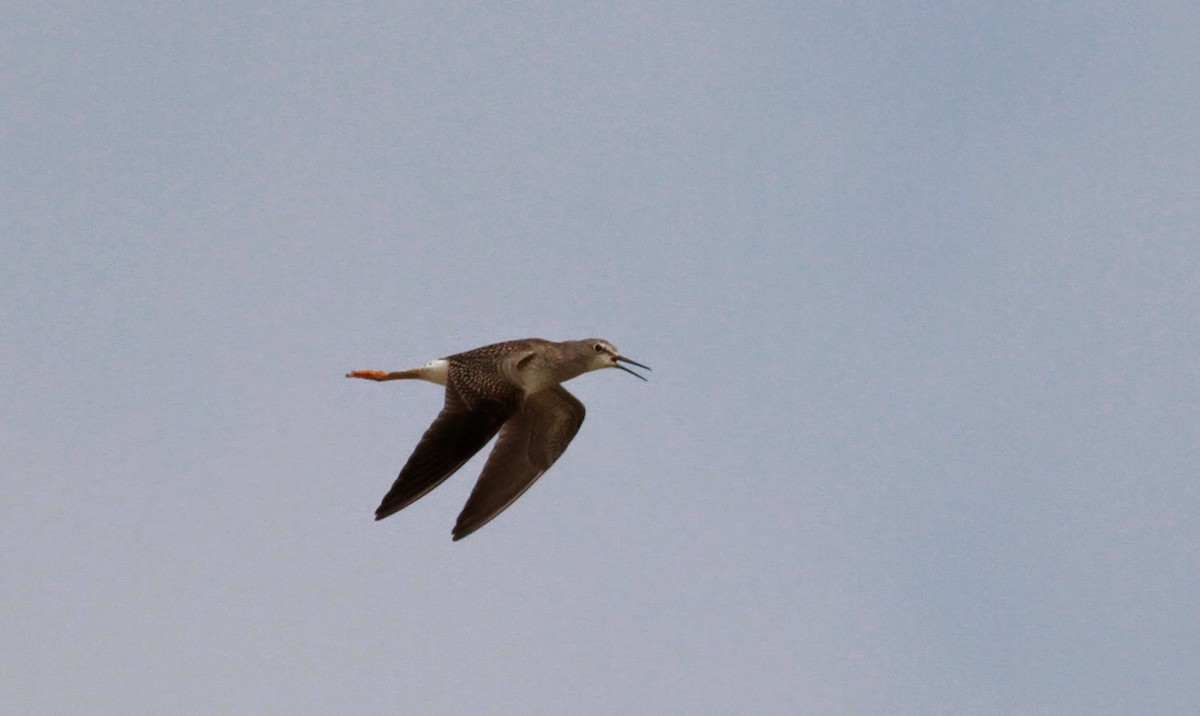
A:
346 338 649 540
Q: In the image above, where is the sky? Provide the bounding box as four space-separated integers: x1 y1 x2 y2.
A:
2 2 1198 714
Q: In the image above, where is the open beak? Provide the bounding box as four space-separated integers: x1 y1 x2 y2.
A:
613 355 651 381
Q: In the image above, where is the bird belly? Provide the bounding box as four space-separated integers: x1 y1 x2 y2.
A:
517 366 561 395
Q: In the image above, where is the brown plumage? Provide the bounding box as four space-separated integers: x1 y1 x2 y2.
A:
347 338 649 540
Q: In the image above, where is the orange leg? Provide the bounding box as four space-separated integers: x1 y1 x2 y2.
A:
345 369 391 381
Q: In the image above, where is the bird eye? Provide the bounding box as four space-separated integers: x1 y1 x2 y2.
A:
593 343 605 352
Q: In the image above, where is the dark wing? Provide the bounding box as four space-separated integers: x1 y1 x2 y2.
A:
374 383 518 521
452 385 586 540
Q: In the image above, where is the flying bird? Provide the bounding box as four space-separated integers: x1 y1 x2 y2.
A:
346 338 649 540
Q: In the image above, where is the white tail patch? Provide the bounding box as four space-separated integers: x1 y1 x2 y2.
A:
413 358 450 386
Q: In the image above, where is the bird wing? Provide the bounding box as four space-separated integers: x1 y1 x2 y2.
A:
374 382 518 521
452 385 586 540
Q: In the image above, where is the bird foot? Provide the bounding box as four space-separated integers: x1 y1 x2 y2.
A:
346 369 389 381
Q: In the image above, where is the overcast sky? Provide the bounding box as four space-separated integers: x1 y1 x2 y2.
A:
3 3 1197 714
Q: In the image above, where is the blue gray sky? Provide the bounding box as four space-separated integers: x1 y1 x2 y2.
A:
3 3 1197 714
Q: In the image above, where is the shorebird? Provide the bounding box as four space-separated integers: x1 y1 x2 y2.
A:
346 338 649 540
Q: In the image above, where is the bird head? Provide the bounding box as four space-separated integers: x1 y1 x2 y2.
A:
584 339 651 380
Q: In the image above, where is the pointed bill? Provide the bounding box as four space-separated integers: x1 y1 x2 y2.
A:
613 355 651 381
